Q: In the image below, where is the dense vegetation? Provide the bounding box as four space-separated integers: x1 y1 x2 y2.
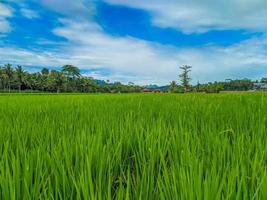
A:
1 63 267 94
0 64 143 93
170 79 267 93
0 93 266 199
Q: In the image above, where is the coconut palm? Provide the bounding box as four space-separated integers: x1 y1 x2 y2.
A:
50 70 66 93
15 65 25 92
62 65 81 80
0 66 7 91
3 64 14 93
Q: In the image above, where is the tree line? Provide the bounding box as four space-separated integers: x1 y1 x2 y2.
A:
0 64 143 93
170 65 267 93
1 63 266 93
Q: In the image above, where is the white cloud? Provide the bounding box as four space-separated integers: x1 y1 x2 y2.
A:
0 47 69 67
0 3 13 33
20 8 39 19
50 19 267 84
40 0 95 19
51 20 179 83
105 0 267 33
0 3 12 17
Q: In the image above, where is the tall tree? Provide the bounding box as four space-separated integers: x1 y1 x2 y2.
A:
24 72 36 92
170 81 177 93
196 81 201 92
3 64 13 93
62 65 81 80
179 65 192 92
62 65 81 92
40 68 50 91
0 66 7 91
41 68 49 76
15 65 25 92
50 70 66 93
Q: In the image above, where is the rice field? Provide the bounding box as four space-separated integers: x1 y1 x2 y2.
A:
0 93 267 199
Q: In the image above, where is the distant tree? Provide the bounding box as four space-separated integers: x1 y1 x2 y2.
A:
170 81 177 93
24 72 41 92
24 73 34 92
62 65 81 92
179 65 192 92
3 64 13 93
0 63 145 93
261 78 267 83
15 65 25 92
0 66 7 91
196 81 201 92
62 65 80 80
223 79 253 91
77 77 97 93
41 68 49 76
206 82 224 93
50 70 66 93
112 82 123 93
39 68 50 91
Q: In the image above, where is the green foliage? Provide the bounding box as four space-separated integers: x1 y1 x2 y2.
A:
0 64 143 93
193 79 256 93
179 65 192 92
196 82 224 93
0 93 266 199
170 85 185 93
169 81 177 93
224 79 254 91
62 65 81 80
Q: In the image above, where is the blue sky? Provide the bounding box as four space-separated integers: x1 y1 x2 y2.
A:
0 0 267 84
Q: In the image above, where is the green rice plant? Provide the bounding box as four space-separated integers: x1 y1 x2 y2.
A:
0 93 266 199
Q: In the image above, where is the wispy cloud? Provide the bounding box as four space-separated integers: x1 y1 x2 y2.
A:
40 0 95 19
105 0 267 34
0 3 13 33
20 8 39 19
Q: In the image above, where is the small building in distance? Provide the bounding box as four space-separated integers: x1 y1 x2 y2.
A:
154 89 161 93
143 88 152 93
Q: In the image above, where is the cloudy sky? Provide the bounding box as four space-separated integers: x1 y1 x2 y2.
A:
1 0 267 85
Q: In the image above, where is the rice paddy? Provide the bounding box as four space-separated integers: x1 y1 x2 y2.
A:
0 93 266 199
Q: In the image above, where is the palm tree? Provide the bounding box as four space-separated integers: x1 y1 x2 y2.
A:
40 68 49 91
62 65 81 92
41 68 49 76
3 64 13 93
62 65 81 80
50 70 66 93
0 63 145 93
0 66 7 91
15 65 25 92
24 73 34 93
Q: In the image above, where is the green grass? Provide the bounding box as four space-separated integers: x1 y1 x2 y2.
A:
0 93 266 199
